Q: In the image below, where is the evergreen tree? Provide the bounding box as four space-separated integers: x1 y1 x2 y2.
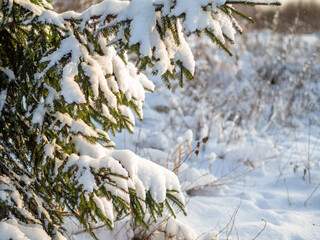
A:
0 0 279 238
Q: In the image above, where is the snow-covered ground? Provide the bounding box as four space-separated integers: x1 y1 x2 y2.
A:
69 30 320 239
178 129 320 240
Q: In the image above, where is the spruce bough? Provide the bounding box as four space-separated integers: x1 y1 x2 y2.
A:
0 0 279 238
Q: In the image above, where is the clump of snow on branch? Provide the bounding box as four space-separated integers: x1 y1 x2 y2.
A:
63 147 185 209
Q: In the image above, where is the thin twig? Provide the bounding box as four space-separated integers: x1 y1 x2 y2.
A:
217 194 243 238
304 183 320 207
284 178 291 206
72 223 108 235
252 219 267 240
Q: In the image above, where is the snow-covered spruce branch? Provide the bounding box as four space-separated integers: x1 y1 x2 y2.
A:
0 0 278 238
28 0 280 84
